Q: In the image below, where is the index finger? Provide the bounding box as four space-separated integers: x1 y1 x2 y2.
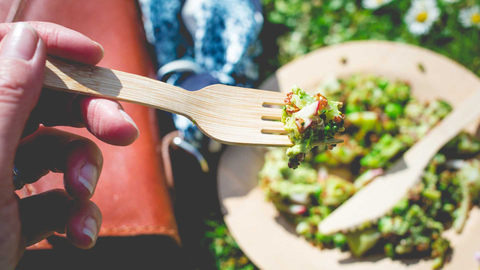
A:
0 22 104 65
1 22 139 145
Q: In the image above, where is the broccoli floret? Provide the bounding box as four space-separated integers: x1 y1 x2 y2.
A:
360 134 405 168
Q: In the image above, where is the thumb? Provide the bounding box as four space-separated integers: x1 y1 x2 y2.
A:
0 22 46 192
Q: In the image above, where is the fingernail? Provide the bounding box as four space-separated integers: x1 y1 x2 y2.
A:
119 109 140 138
82 217 97 242
78 163 98 196
92 41 105 58
0 22 38 60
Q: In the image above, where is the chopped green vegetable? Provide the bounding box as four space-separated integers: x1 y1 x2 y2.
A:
360 134 404 168
259 74 480 269
346 228 381 257
332 233 347 249
283 86 345 169
346 111 378 131
385 103 403 119
452 160 480 232
320 176 356 207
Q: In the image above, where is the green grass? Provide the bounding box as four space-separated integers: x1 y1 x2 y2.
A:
262 0 480 75
202 218 258 270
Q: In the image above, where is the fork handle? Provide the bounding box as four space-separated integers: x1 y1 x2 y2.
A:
44 57 192 116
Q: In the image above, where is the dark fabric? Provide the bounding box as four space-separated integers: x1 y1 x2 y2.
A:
17 235 184 270
179 73 221 91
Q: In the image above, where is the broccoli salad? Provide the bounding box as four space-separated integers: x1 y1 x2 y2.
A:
260 75 480 269
282 86 345 169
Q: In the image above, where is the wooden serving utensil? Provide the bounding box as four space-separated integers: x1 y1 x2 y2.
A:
43 58 342 147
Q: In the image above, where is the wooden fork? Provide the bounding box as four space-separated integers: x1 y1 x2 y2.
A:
43 58 343 147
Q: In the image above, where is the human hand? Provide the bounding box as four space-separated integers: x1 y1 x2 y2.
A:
0 22 139 269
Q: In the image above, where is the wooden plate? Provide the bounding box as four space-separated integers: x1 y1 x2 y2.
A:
218 41 480 269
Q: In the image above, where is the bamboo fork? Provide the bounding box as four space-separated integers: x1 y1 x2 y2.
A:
43 58 343 147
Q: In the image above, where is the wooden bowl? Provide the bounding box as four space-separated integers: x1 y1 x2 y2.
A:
218 41 480 270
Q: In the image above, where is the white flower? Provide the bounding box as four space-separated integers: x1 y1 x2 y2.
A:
405 0 441 36
459 6 480 28
362 0 394 10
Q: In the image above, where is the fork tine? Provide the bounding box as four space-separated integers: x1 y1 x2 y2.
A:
260 121 287 134
255 134 292 146
261 129 288 135
261 108 283 120
199 125 292 146
260 91 286 106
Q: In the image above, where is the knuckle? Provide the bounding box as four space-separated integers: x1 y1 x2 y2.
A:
0 59 33 103
86 99 106 136
42 26 61 48
68 136 101 155
67 136 103 165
